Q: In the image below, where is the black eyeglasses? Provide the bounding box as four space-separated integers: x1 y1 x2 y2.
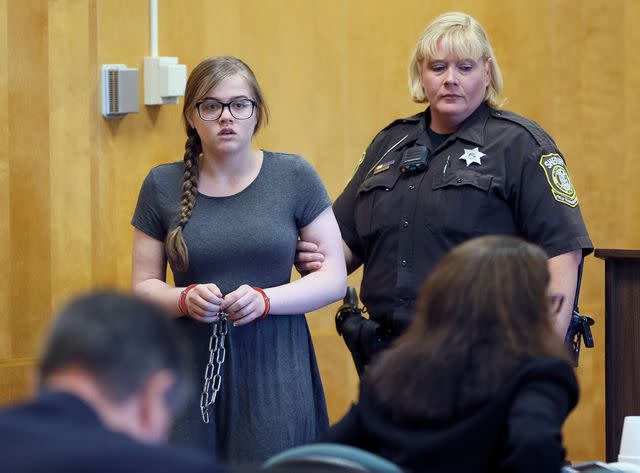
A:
195 98 257 121
548 293 565 316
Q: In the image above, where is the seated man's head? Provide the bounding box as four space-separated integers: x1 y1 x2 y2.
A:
38 291 192 444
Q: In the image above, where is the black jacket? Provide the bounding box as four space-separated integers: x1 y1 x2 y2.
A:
319 357 579 473
333 103 592 330
0 390 222 473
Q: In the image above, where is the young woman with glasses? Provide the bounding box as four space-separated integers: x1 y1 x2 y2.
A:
131 56 347 465
320 235 578 473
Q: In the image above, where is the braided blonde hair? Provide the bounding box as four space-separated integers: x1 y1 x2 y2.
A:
165 56 269 271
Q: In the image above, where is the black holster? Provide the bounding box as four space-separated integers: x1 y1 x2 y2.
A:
564 309 595 366
335 287 390 377
564 258 595 366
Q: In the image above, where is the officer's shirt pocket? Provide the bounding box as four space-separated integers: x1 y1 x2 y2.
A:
355 170 401 238
425 170 494 237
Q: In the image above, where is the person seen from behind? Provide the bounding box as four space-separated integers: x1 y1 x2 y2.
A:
0 290 222 473
319 235 578 473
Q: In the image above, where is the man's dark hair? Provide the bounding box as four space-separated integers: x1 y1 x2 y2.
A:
39 291 192 412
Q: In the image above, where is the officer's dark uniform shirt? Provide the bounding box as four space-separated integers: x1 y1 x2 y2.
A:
333 102 593 333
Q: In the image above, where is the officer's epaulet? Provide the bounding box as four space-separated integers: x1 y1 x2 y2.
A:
379 112 422 133
491 109 557 148
380 112 424 133
352 113 422 176
366 113 422 146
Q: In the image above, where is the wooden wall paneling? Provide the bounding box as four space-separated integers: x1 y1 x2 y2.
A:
97 0 142 290
90 0 113 288
3 0 638 462
7 0 52 359
48 0 94 312
564 1 625 460
96 0 170 289
576 0 630 247
541 1 605 461
342 0 423 167
501 2 550 120
86 0 109 288
624 0 640 240
251 0 317 160
574 0 640 461
0 0 11 360
90 1 116 288
311 329 360 422
156 0 205 69
0 362 37 406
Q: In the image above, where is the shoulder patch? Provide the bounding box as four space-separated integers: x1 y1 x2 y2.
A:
539 153 578 207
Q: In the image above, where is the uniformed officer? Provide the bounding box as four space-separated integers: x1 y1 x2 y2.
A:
296 11 592 364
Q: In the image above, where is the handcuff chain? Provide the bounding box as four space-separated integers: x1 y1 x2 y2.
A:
199 311 228 424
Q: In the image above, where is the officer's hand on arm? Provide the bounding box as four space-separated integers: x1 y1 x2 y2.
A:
342 241 361 274
250 207 347 316
295 239 361 275
294 240 325 275
547 249 581 339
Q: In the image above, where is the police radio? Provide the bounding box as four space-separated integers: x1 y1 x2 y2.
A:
399 146 429 174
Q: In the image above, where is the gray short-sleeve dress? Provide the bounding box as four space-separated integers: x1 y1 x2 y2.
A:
131 151 330 465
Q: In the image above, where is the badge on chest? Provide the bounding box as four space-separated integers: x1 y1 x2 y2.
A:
458 147 486 166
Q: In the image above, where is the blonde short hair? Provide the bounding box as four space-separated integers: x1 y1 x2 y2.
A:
408 12 503 107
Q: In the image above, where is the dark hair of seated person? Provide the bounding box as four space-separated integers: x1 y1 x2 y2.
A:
38 291 193 413
365 235 570 424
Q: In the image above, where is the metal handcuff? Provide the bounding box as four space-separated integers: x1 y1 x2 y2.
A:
199 310 228 424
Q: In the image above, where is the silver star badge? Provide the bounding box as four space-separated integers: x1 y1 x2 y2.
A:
458 147 486 166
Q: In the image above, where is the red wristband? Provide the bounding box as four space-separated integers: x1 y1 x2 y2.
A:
178 284 198 316
253 287 270 320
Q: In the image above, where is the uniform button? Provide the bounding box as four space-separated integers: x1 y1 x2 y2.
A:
408 185 415 190
385 187 390 192
399 298 405 305
401 259 407 267
402 220 409 228
456 177 463 183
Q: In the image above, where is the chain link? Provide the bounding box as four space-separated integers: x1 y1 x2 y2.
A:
200 311 228 424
